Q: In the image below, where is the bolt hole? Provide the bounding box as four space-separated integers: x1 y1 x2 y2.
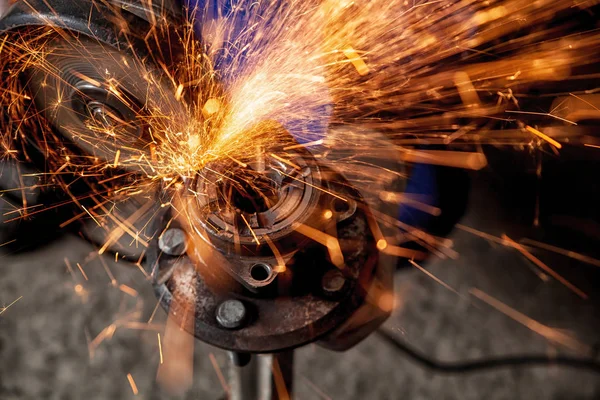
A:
250 263 272 281
332 198 350 213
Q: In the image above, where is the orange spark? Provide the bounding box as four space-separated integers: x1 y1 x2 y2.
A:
175 83 184 101
0 296 23 316
470 288 587 352
76 263 89 281
119 284 138 297
502 235 587 299
293 222 344 267
240 214 260 245
398 150 488 170
126 373 139 395
525 125 562 149
209 353 229 395
381 245 427 260
343 47 369 76
520 238 600 268
113 149 121 168
409 259 463 297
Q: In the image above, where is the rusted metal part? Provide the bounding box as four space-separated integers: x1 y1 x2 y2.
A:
144 162 386 353
228 351 294 400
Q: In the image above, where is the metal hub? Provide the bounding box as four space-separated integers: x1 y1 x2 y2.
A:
145 150 388 353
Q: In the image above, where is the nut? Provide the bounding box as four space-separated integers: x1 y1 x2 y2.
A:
158 228 188 256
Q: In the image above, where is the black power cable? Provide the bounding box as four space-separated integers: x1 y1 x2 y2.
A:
376 329 600 374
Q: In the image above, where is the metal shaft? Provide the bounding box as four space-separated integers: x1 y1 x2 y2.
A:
228 351 294 400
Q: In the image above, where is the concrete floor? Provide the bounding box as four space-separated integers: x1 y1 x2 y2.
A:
2 174 600 400
1 0 599 397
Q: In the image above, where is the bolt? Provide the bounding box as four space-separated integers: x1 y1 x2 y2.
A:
216 299 247 329
321 269 346 294
158 228 188 256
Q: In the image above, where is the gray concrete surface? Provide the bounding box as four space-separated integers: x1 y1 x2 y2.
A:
1 187 600 399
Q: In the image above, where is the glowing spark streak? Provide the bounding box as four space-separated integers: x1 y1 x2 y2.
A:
240 214 260 245
365 208 386 249
293 222 344 267
76 263 89 281
456 224 506 244
0 239 17 248
147 291 166 324
209 353 229 395
97 201 152 254
470 288 588 352
227 155 248 168
343 47 369 76
382 245 427 260
502 235 587 299
506 110 577 125
269 357 290 400
81 205 101 227
64 258 77 280
126 373 139 396
454 71 481 107
300 375 333 400
113 149 121 168
0 296 23 316
525 125 562 149
279 170 348 202
202 98 221 117
157 310 194 394
60 199 110 228
90 324 117 352
175 83 184 101
584 143 600 149
158 333 163 364
70 70 101 87
283 139 323 150
122 322 163 331
409 259 463 297
520 238 600 268
264 235 286 271
398 150 488 170
270 153 301 170
98 255 117 287
119 284 138 297
379 192 441 216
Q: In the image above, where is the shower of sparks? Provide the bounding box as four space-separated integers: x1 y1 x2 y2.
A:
0 0 599 393
1 0 598 254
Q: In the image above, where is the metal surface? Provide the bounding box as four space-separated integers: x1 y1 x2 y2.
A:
216 300 248 329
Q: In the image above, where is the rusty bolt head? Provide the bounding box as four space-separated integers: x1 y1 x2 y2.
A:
158 228 188 256
216 299 247 329
322 269 346 294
